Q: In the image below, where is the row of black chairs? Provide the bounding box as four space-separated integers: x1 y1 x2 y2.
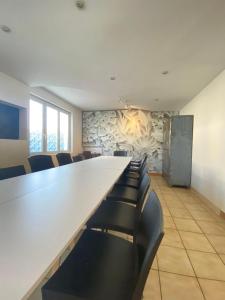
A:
0 152 88 180
0 149 134 180
42 155 164 300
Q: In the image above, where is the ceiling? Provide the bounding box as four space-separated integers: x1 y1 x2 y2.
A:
1 0 225 111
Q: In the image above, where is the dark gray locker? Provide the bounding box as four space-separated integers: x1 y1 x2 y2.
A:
162 115 193 187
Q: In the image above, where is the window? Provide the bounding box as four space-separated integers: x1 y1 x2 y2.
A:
29 98 71 153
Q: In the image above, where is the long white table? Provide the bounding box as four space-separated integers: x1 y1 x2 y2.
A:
0 156 131 300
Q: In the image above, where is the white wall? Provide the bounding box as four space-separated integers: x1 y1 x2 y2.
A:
0 72 82 170
181 70 225 213
0 72 30 169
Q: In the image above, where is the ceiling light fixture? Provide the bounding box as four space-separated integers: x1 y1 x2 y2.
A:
162 70 169 75
110 76 116 81
154 98 159 102
0 25 11 33
75 0 85 9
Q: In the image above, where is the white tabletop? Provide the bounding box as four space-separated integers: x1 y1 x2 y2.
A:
0 156 131 300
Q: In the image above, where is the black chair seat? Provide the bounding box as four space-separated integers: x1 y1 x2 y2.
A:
73 154 84 162
125 171 140 179
116 176 140 189
87 201 137 235
130 160 141 166
0 165 26 180
124 167 147 180
56 153 73 166
126 164 141 172
42 229 136 300
107 185 139 205
28 155 54 173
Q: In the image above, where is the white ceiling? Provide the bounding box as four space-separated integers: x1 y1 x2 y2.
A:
1 0 225 111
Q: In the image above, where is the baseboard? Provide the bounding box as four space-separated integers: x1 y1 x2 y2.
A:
149 172 162 176
191 187 223 216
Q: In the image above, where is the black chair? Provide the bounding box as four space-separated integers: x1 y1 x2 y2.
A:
73 154 84 162
56 153 73 166
83 151 92 159
130 153 147 167
107 173 150 207
86 174 150 235
28 155 54 173
42 192 164 300
123 161 147 181
126 154 148 173
114 150 128 156
0 165 26 180
116 164 148 189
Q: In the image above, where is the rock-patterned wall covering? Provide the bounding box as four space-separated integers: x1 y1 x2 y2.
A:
82 110 178 172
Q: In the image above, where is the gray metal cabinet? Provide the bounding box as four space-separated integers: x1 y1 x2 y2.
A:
162 115 193 187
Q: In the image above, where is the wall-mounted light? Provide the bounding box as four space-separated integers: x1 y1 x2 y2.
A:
75 0 85 9
0 25 12 33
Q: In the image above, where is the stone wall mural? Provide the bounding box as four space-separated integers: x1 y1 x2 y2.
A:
82 110 178 172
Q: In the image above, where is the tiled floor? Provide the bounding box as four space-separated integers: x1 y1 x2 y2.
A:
143 175 225 300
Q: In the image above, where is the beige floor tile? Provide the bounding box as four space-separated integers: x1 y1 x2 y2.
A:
180 196 201 205
161 229 184 248
190 210 217 221
206 235 225 254
162 194 178 201
175 189 192 195
160 272 204 300
188 250 225 280
220 255 225 264
169 208 193 219
162 206 171 217
166 199 185 209
152 257 158 270
184 203 209 212
213 216 225 225
178 194 199 204
157 246 194 276
179 231 215 252
174 218 202 233
176 191 196 197
160 187 174 193
163 216 176 229
199 279 225 300
197 221 225 235
143 270 161 300
156 192 165 200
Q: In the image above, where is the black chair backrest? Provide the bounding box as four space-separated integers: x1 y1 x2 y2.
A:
114 150 128 157
56 153 73 166
140 164 148 178
28 155 54 173
140 154 148 169
0 165 26 180
133 192 164 300
136 173 150 212
73 154 84 162
83 151 92 159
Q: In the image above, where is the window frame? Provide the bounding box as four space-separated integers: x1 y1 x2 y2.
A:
29 96 71 154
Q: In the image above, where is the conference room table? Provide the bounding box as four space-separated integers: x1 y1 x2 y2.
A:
0 156 131 300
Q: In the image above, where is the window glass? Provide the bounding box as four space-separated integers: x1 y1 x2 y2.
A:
60 112 69 151
46 106 58 152
29 100 43 153
29 99 70 153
